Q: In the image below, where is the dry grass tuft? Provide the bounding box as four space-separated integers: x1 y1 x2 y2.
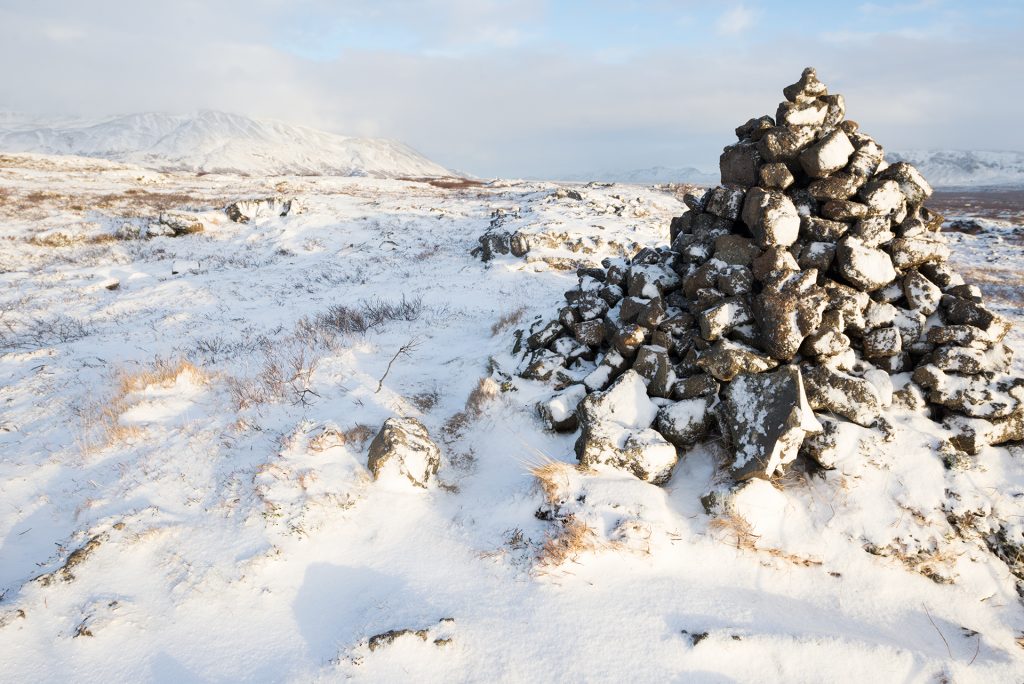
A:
529 457 575 507
115 358 208 395
491 306 528 337
409 389 440 412
309 424 375 452
442 377 499 437
397 176 488 190
710 514 822 567
538 516 597 566
93 189 223 212
81 358 209 454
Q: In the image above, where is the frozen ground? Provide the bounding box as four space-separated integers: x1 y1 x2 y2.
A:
1 153 1023 682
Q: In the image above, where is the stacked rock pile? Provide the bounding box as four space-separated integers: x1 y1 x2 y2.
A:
517 68 1021 483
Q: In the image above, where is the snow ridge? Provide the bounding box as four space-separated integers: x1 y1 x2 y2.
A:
0 110 452 178
888 150 1024 188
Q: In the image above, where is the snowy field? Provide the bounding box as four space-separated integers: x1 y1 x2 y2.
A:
2 153 1024 682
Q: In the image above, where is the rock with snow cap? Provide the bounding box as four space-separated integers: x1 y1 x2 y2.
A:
574 371 679 484
367 417 441 488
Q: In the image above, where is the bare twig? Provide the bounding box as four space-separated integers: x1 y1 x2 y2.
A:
375 338 421 393
923 604 953 660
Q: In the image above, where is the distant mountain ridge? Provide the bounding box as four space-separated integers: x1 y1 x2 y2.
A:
887 150 1024 188
557 165 719 185
0 110 452 178
561 150 1024 188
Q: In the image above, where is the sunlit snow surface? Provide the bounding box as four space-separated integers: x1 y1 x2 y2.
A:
1 154 1023 682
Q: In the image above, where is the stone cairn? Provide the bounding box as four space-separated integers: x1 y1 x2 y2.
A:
516 68 1022 484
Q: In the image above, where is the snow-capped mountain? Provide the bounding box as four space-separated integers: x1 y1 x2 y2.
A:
0 110 452 178
888 150 1024 188
559 165 718 185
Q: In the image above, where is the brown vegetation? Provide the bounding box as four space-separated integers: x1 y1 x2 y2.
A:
491 306 527 336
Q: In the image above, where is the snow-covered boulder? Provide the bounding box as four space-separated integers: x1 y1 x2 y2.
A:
574 371 678 485
367 417 441 488
538 384 587 432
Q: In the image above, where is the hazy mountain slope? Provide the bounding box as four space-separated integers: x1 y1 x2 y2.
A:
888 150 1024 188
0 110 451 178
559 165 718 185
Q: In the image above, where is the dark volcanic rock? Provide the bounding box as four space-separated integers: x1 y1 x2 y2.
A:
721 366 821 480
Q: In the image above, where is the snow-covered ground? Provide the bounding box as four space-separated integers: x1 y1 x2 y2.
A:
1 153 1024 682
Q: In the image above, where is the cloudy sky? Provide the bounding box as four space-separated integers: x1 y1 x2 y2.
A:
1 0 1022 177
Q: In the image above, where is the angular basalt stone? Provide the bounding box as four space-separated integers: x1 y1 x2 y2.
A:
847 140 884 178
632 345 676 398
696 339 778 381
912 365 1024 419
583 349 629 391
777 99 828 127
859 179 905 217
821 199 870 221
836 236 897 292
479 231 512 261
620 296 649 324
889 236 950 270
611 323 649 357
704 185 748 221
721 365 822 480
877 161 933 206
783 67 828 102
537 384 588 432
736 115 775 141
851 216 894 248
758 126 815 163
759 163 794 190
509 232 530 257
698 298 754 341
717 265 755 296
741 188 800 249
903 270 942 315
751 245 800 283
800 311 850 358
801 216 849 242
672 373 720 400
575 371 678 484
802 365 882 427
636 298 666 329
821 93 845 126
714 234 761 266
521 349 567 381
799 129 855 179
932 344 1013 376
862 326 903 358
946 407 1024 455
573 319 605 347
655 396 716 449
808 173 863 201
798 241 836 272
627 264 680 298
527 321 566 350
720 144 762 188
752 270 828 361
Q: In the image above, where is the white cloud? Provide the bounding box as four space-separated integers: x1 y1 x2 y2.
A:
715 5 755 36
